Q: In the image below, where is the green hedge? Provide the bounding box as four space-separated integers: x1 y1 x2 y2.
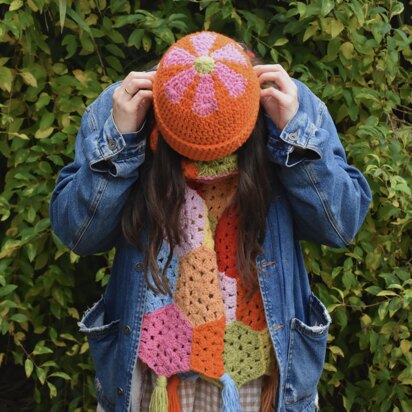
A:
0 0 410 410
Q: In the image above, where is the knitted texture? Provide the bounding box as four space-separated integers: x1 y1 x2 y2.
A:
139 304 192 377
223 321 266 387
218 271 237 324
191 316 226 378
181 154 239 181
174 187 211 258
138 154 276 410
175 246 225 325
152 31 261 161
215 204 239 278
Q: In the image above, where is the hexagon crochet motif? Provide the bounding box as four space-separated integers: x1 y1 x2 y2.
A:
138 153 276 403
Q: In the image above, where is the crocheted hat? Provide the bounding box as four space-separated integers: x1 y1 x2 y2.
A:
152 31 261 161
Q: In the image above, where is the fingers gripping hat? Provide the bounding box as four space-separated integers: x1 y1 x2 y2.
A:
152 31 261 161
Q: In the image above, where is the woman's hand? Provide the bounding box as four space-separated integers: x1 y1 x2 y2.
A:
254 64 299 131
112 71 155 134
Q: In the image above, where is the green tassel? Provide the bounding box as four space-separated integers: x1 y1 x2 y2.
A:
149 375 168 412
219 373 241 412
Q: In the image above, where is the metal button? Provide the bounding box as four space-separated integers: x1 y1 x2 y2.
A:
117 387 124 396
107 137 117 150
135 262 144 272
288 131 299 141
124 325 131 335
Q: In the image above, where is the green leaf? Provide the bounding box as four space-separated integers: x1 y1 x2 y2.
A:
142 34 152 52
33 345 53 355
303 23 318 42
0 67 13 92
128 28 145 48
47 381 57 398
25 359 34 378
39 112 55 129
270 48 279 63
59 0 67 33
9 0 23 11
10 313 28 322
331 20 345 39
329 345 345 357
110 0 130 14
323 362 337 372
36 367 47 385
273 38 288 46
340 42 354 59
376 290 398 297
35 127 54 139
0 285 18 297
66 7 92 35
257 42 266 57
19 71 38 88
400 340 410 355
49 371 71 380
320 0 334 16
391 3 404 17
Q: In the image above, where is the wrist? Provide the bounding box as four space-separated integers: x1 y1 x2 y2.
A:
112 110 145 135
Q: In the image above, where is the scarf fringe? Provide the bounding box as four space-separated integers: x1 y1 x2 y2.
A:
167 375 181 412
219 373 241 412
149 375 168 412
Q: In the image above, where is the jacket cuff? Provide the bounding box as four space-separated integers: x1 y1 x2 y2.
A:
84 109 147 177
265 109 321 167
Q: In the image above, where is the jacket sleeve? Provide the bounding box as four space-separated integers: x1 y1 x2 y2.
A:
49 83 148 256
266 80 372 247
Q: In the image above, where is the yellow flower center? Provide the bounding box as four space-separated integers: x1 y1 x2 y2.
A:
194 55 215 74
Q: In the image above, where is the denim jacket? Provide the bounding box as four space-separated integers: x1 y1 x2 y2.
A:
49 78 372 412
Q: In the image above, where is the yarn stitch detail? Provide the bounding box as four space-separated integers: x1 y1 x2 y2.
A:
163 33 249 116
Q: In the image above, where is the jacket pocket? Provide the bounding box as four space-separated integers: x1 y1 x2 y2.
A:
78 296 119 409
284 293 331 408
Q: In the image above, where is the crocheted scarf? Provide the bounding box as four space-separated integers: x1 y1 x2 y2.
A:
138 154 277 412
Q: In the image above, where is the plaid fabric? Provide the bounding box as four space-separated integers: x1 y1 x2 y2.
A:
140 367 263 412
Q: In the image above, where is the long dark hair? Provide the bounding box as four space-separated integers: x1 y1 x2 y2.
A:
121 50 274 297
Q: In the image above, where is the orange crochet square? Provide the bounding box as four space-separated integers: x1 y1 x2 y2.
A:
236 280 267 331
190 315 226 379
196 176 238 221
215 204 239 278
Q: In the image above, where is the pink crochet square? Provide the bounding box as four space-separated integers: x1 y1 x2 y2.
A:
138 303 192 377
175 187 208 257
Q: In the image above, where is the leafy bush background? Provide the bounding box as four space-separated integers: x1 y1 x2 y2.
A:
0 0 411 410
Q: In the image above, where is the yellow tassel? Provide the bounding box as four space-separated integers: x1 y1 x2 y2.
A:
149 375 168 412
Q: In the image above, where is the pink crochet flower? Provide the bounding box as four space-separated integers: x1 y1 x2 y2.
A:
162 32 248 116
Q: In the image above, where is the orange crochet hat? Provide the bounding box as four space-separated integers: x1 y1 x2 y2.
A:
152 31 261 161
